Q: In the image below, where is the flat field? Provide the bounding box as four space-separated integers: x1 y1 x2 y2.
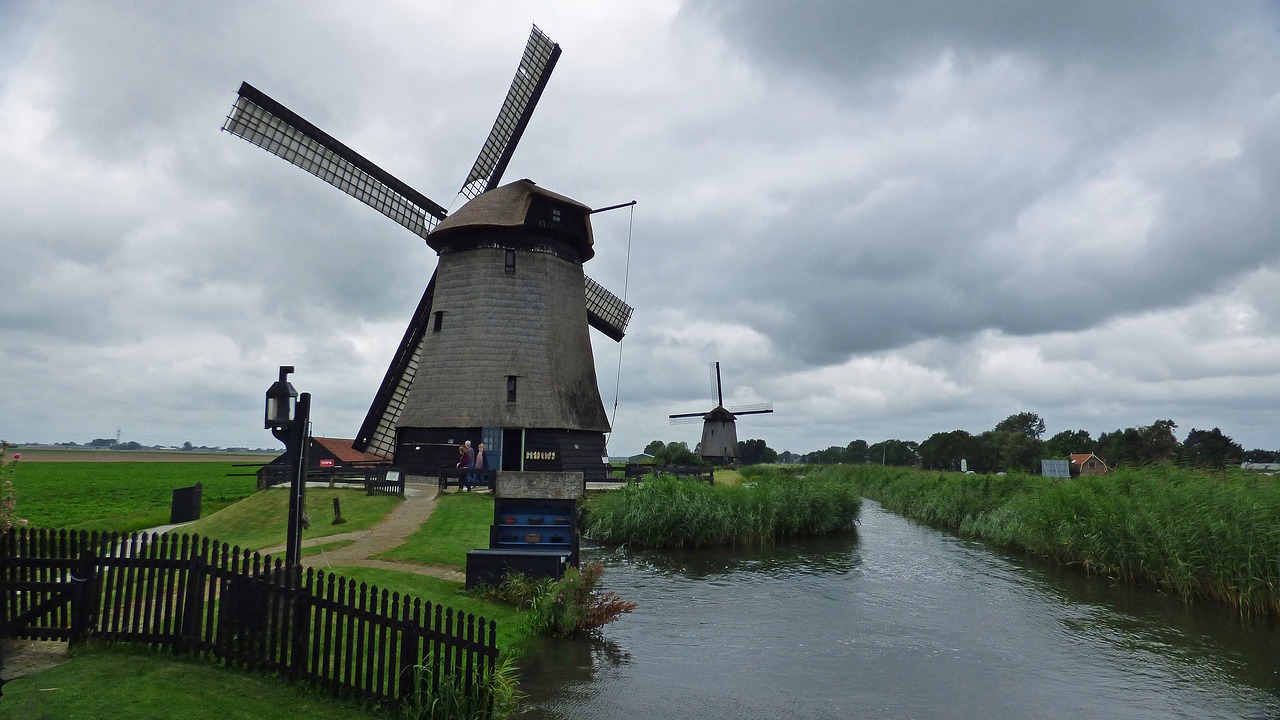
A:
10 462 262 532
11 448 277 463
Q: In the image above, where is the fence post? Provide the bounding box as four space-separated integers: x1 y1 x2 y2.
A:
289 566 311 680
68 541 98 647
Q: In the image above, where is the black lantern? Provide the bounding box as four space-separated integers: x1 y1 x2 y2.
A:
265 365 297 431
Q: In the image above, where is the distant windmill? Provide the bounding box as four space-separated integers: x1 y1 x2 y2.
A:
669 362 773 466
223 26 632 477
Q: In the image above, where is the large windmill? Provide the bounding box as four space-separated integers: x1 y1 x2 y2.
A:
669 362 774 466
223 26 632 478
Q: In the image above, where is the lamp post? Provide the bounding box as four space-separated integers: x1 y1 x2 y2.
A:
264 365 310 573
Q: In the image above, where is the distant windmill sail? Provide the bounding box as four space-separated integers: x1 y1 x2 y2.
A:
668 362 774 465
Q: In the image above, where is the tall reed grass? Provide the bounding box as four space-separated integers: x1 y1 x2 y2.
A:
836 464 1280 616
583 469 861 549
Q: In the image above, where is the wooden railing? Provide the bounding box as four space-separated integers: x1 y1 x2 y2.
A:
1 528 498 710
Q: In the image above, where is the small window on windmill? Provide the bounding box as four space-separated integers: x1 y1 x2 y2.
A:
432 311 443 332
506 375 518 402
551 207 562 224
505 249 516 274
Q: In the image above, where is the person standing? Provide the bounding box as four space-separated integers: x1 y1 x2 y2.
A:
463 440 475 491
474 443 487 488
457 444 471 491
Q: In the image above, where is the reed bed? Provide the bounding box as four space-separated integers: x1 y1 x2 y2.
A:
582 469 861 549
836 464 1280 617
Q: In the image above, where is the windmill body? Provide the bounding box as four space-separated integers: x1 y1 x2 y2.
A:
394 180 611 476
223 26 631 480
670 362 773 466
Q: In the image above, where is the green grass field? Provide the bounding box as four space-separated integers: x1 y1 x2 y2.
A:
11 462 260 532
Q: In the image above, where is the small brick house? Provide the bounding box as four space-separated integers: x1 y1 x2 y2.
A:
1069 453 1110 477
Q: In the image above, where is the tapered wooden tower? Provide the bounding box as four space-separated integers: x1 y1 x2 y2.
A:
394 180 613 475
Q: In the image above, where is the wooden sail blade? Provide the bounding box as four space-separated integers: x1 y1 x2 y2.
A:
584 274 632 341
353 274 437 457
669 415 705 425
459 25 560 201
728 403 774 415
223 82 447 240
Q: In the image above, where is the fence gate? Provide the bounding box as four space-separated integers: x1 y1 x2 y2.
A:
0 552 99 644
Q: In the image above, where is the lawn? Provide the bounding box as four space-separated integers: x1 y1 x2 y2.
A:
10 462 260 532
375 492 494 567
184 487 401 551
1 641 396 720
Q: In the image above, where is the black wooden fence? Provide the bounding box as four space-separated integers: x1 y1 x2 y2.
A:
0 527 498 708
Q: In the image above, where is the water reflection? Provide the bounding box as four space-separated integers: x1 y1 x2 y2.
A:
597 531 863 581
514 502 1280 719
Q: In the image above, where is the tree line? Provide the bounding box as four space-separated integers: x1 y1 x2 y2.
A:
804 412 1273 473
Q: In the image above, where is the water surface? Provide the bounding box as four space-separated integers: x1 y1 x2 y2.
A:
515 501 1280 719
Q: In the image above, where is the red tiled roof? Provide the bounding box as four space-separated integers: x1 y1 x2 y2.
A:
312 437 379 464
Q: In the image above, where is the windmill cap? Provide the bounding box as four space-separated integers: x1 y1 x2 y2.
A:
429 179 595 260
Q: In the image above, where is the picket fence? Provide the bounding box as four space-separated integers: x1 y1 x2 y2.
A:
0 527 498 709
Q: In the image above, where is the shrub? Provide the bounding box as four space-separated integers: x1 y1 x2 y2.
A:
479 563 636 637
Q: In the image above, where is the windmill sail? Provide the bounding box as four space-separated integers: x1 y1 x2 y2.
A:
223 82 447 239
354 275 436 457
459 25 561 201
584 275 633 341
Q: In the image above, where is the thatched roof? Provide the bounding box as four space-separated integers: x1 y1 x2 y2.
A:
428 179 594 256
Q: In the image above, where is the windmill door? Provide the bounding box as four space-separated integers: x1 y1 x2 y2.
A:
481 427 504 473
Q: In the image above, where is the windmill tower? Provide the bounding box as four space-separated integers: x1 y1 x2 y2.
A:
223 26 632 478
669 362 774 466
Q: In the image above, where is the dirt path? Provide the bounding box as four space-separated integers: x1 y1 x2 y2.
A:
260 485 466 582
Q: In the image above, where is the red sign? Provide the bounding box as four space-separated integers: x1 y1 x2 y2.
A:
319 458 335 467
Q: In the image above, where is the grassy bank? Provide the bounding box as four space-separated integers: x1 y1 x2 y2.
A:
839 464 1280 616
582 468 861 549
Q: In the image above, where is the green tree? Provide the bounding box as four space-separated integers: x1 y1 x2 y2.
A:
994 412 1046 440
737 439 777 465
845 439 870 464
1178 428 1243 470
1044 429 1093 459
867 439 919 467
918 430 975 471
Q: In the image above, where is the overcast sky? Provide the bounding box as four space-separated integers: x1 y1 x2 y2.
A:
3 1 1280 456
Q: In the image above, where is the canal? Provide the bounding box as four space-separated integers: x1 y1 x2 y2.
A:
514 500 1280 719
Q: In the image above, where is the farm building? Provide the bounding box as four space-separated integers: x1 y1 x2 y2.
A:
1069 453 1110 476
257 437 385 488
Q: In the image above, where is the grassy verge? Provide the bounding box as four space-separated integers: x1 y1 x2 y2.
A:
10 462 259 532
325 566 527 650
375 492 494 567
583 469 861 549
1 641 395 720
183 487 400 551
837 463 1280 616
